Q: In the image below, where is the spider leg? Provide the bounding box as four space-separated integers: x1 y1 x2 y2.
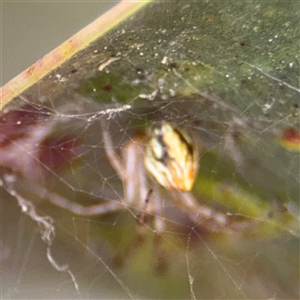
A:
137 189 153 225
135 184 165 234
32 184 125 215
100 118 126 181
171 190 251 232
123 186 167 274
152 183 165 234
149 185 168 274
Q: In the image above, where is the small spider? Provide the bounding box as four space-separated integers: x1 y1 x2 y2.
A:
1 103 249 234
1 106 251 273
26 118 248 234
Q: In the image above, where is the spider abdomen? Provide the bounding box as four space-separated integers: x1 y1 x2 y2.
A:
145 122 198 191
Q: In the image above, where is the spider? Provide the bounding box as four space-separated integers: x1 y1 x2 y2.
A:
1 103 249 235
1 106 251 273
19 118 248 234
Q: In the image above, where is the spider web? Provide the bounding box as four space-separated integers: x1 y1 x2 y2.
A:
1 1 299 299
